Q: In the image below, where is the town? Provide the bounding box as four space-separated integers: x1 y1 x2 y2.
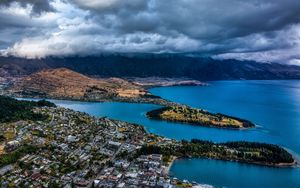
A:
0 106 205 188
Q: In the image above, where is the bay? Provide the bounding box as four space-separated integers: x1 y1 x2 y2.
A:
151 80 300 188
21 80 300 188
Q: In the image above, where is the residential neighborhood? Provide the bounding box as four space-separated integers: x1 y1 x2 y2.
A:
0 106 203 188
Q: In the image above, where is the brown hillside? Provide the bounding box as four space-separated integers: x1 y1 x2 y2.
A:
10 68 148 100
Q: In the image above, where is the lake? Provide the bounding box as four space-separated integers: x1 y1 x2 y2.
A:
151 80 300 188
151 80 300 154
29 80 300 188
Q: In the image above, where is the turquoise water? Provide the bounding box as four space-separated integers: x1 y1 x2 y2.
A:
150 80 300 154
150 80 300 188
26 80 300 188
170 158 300 188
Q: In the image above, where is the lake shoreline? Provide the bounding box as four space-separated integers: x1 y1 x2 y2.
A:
13 80 300 188
165 156 178 174
14 97 297 168
171 156 298 170
12 92 257 131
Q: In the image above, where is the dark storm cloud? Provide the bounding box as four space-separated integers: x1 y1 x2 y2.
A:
1 0 300 63
0 0 57 48
0 0 54 14
75 0 300 39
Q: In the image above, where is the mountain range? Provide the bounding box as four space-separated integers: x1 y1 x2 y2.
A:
1 54 300 80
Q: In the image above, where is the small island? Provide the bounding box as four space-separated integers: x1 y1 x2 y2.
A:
147 106 255 129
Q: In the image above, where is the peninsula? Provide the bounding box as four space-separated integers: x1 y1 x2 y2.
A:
147 106 255 129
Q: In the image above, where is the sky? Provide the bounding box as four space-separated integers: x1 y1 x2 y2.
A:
0 0 300 64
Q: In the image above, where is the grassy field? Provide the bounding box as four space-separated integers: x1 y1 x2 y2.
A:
0 144 5 155
3 131 16 140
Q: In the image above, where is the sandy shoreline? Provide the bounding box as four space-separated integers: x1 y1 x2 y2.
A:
165 156 177 174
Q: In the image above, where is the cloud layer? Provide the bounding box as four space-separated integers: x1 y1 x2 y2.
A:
1 0 300 64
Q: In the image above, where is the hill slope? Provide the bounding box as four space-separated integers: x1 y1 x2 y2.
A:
0 96 54 123
7 68 152 101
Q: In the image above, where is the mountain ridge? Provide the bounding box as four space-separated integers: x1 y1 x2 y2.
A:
1 55 300 80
